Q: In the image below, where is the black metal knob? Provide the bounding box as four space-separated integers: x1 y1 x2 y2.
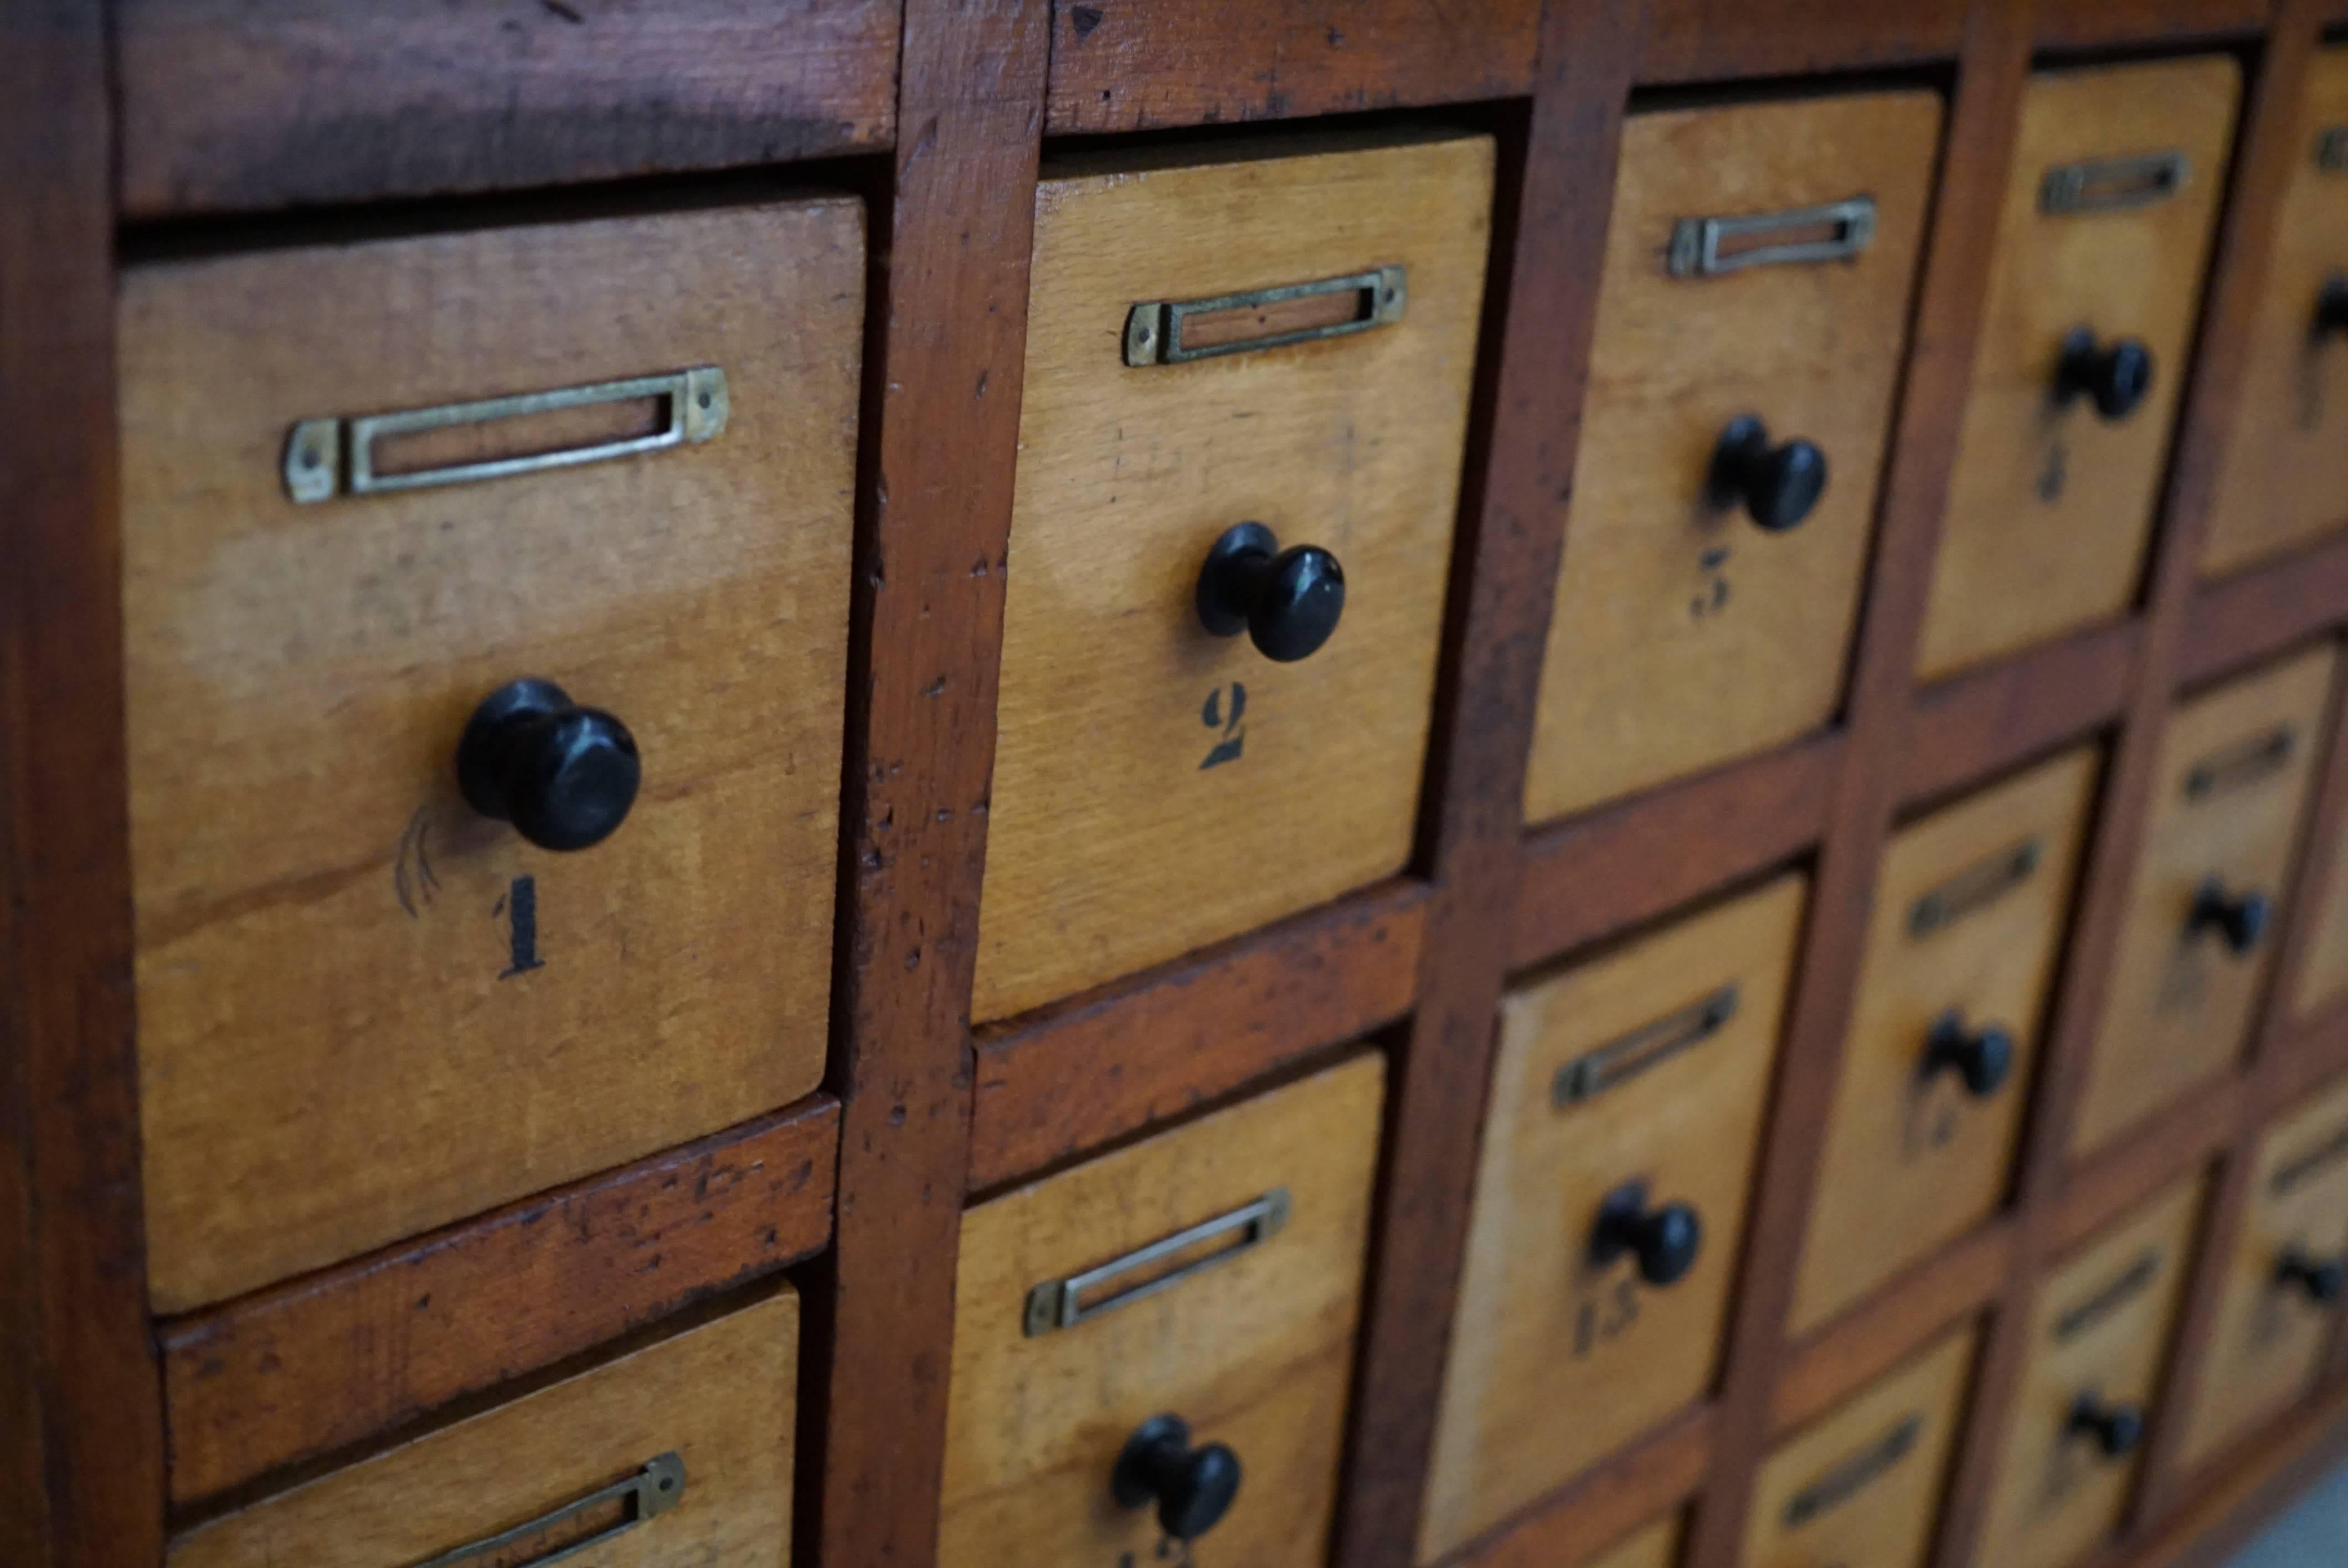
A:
1590 1180 1703 1288
1111 1414 1242 1542
2279 1248 2347 1304
457 678 641 852
2067 1392 2145 1459
2315 274 2348 341
2055 328 2154 420
1195 520 1345 663
2189 879 2270 957
1707 415 1829 533
1924 1012 2015 1098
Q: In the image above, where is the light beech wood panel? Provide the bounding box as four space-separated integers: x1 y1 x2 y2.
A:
1793 747 2101 1333
1524 90 1942 822
1588 1517 1681 1568
2075 645 2335 1156
2205 47 2348 577
1977 1175 2204 1568
120 201 861 1310
976 132 1492 1022
168 1291 797 1568
2292 672 2348 1014
1739 1325 1975 1568
1919 56 2241 679
2180 1073 2348 1470
938 1054 1383 1567
1420 876 1806 1562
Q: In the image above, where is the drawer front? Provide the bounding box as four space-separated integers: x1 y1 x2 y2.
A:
1794 749 2100 1332
2076 646 2335 1155
1920 57 2241 679
2180 1074 2348 1469
1525 90 1942 822
976 133 1492 1022
938 1054 1383 1566
1740 1325 1976 1568
1979 1176 2203 1568
1422 876 1806 1561
1589 1518 1681 1568
169 1292 797 1567
2205 47 2348 577
120 202 862 1311
2293 733 2348 1017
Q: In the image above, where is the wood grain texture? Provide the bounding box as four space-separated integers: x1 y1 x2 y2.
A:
116 0 900 215
2073 646 2334 1156
1793 749 2101 1333
968 881 1424 1189
1919 55 2243 680
976 131 1492 1021
2284 637 2348 1016
938 1055 1383 1567
161 1096 837 1503
0 3 167 1565
1524 89 1940 822
1639 0 1966 81
1043 0 1539 135
1741 1327 1976 1568
1513 734 1840 972
2184 532 2348 688
168 1292 799 1568
1905 620 2139 808
1443 1411 1708 1568
1422 876 1805 1562
1580 1518 1681 1568
121 200 860 1312
809 4 1048 1565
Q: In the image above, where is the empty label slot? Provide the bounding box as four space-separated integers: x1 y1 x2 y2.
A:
369 394 668 479
2185 725 2296 801
1178 286 1373 352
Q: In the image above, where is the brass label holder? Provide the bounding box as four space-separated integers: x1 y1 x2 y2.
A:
1667 195 1876 278
1553 983 1740 1108
1122 267 1406 366
1023 1188 1291 1337
2040 150 2190 215
407 1452 685 1568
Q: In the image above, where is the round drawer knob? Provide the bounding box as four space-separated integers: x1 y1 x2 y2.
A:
2279 1248 2347 1304
1590 1180 1703 1288
457 678 641 852
2055 328 2154 420
1707 415 1829 533
1924 1012 2015 1098
1196 520 1346 663
2316 273 2348 340
1111 1414 1243 1541
2067 1393 2145 1460
2189 879 2270 956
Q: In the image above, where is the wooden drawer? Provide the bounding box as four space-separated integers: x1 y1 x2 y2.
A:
1919 56 2240 679
1977 1175 2203 1568
1793 748 2101 1333
975 132 1492 1022
1523 90 1941 822
1421 875 1806 1561
1739 1325 1976 1568
938 1054 1383 1566
2295 785 2348 1018
1590 1518 1681 1568
2179 1073 2348 1470
2074 645 2335 1156
168 1291 797 1567
2205 47 2348 577
119 201 862 1311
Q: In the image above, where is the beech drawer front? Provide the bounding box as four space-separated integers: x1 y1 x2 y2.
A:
1794 749 2100 1333
1979 1177 2203 1568
2292 684 2348 1018
168 1292 797 1567
1421 876 1806 1562
1524 90 1942 822
120 203 862 1311
1919 57 2240 679
1590 1519 1682 1568
2205 48 2348 577
976 133 1493 1023
2076 646 2335 1156
2180 1075 2348 1470
938 1054 1383 1567
1739 1325 1976 1568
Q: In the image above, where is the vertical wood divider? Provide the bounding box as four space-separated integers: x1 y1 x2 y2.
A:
1933 7 2326 1564
1331 4 1649 1565
807 3 1049 1565
1682 7 2038 1566
0 5 170 1566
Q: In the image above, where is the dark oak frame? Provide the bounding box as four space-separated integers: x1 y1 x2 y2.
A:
16 2 2348 1566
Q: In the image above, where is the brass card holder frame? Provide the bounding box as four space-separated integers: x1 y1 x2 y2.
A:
1782 1412 1923 1529
2185 725 2297 801
407 1452 685 1568
1122 266 1406 366
1666 195 1876 278
284 366 729 503
1553 983 1741 1108
1023 1188 1291 1337
1908 837 2045 938
2040 150 2190 215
